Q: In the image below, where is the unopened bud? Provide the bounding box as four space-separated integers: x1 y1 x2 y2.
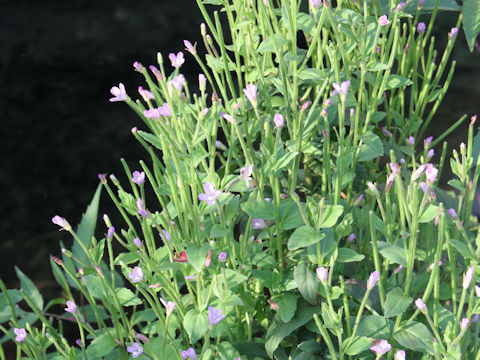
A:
156 52 163 65
52 256 63 266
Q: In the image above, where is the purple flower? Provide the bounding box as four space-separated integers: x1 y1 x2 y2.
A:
218 252 227 262
169 52 185 68
393 265 403 274
332 80 350 99
475 284 480 297
354 194 364 205
425 136 433 146
208 306 225 326
221 112 237 124
420 182 428 193
133 237 143 248
184 40 197 55
109 83 128 102
159 103 172 117
160 297 176 314
65 300 77 314
310 0 321 8
243 84 258 106
461 318 469 329
159 229 171 243
137 198 150 218
149 65 163 82
144 108 161 119
370 339 391 356
133 61 144 72
199 74 206 91
408 136 415 145
367 271 380 290
379 15 390 26
316 267 328 284
274 113 284 129
425 164 438 184
14 328 26 342
170 74 185 91
448 208 457 219
138 86 154 102
132 171 145 185
427 149 434 159
239 164 254 188
449 27 458 38
198 182 222 205
394 350 406 360
135 333 149 343
417 22 426 34
418 0 425 6
75 339 82 347
348 233 356 242
463 265 474 289
105 225 114 239
394 1 405 11
181 347 197 360
52 215 71 231
127 342 143 358
252 218 265 229
415 298 427 313
129 266 143 283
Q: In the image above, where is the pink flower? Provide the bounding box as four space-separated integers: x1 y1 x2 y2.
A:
158 103 172 117
170 74 185 91
417 22 426 34
129 266 143 283
221 112 237 124
425 164 438 184
252 218 265 229
332 80 350 99
394 350 406 360
415 298 427 313
181 348 197 360
370 339 391 356
198 74 206 91
394 1 406 11
316 267 328 283
65 300 77 314
132 171 145 185
198 182 222 205
449 27 458 38
52 216 71 231
463 265 474 289
160 297 176 314
239 164 254 187
169 52 185 68
127 342 143 358
109 83 128 102
461 318 469 329
14 328 26 342
274 113 284 129
184 40 197 55
208 306 225 326
310 0 321 8
379 15 390 26
243 84 258 107
367 271 380 290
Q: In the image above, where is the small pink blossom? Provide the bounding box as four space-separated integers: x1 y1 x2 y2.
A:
65 300 77 314
129 266 143 283
415 298 427 312
463 265 474 289
184 40 197 55
449 27 458 38
379 15 390 26
109 83 128 102
243 83 258 107
169 52 185 68
274 113 284 128
170 74 185 91
127 342 143 358
14 328 26 342
332 80 350 99
394 350 406 360
316 267 328 283
370 339 391 356
52 216 71 231
132 171 145 185
367 271 380 290
252 218 265 229
239 164 254 187
198 182 222 205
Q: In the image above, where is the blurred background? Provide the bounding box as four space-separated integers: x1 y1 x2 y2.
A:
0 0 479 346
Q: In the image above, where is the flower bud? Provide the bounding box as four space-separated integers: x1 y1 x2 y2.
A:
415 298 427 313
316 267 328 284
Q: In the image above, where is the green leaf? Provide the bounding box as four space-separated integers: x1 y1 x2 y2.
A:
0 290 24 323
297 68 329 82
288 226 325 250
233 342 268 359
272 152 299 172
73 183 102 264
183 309 209 344
115 288 142 306
186 243 210 273
272 292 297 323
385 75 412 90
85 332 116 358
223 269 248 288
358 132 384 161
354 315 392 338
279 200 306 230
394 322 435 355
241 200 275 220
377 241 408 267
337 248 365 263
448 239 475 260
216 341 241 360
294 262 318 304
404 0 460 12
265 306 319 357
307 228 337 262
419 205 442 223
15 267 43 310
138 130 162 150
318 205 344 228
367 62 389 71
344 336 371 356
383 287 412 318
472 128 480 163
257 34 289 53
462 0 480 52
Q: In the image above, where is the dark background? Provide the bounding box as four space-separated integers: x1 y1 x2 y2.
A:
0 0 479 347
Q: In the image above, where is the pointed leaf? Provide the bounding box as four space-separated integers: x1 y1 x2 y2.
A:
294 262 318 304
85 333 116 358
15 267 43 310
186 243 210 272
183 309 209 344
463 0 480 52
383 287 412 318
288 226 325 250
394 322 434 355
272 292 297 323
